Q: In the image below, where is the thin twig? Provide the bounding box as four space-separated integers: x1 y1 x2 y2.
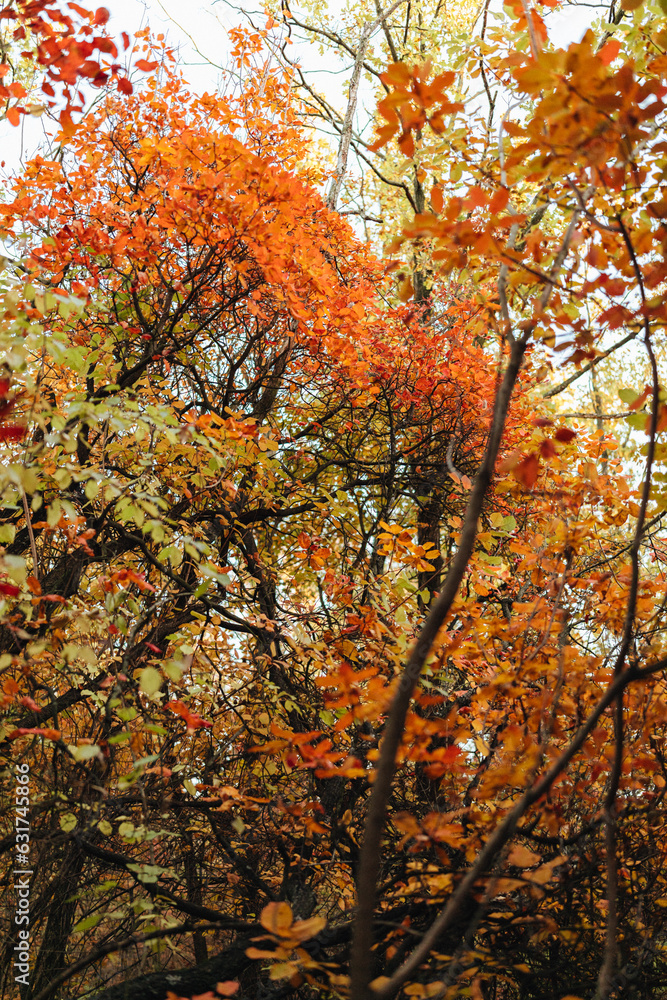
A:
543 329 640 399
30 921 233 1000
21 488 39 582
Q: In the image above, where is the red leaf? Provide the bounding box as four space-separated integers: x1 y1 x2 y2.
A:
6 106 21 127
554 427 577 443
166 700 213 730
79 59 102 78
0 582 20 596
513 453 540 489
539 439 557 460
0 423 25 442
117 76 133 95
135 59 159 72
94 6 110 24
144 641 162 653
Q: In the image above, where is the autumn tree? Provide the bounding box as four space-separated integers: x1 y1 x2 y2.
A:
2 3 667 1000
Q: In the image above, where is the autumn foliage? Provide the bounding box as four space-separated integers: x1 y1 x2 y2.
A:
0 1 155 130
2 3 667 1000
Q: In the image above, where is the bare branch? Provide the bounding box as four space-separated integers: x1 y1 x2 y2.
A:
327 0 409 210
543 329 640 399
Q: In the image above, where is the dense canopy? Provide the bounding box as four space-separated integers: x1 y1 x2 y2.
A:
2 2 667 1000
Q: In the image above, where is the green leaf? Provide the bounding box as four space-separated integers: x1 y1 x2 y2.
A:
68 744 101 762
139 667 163 697
60 812 78 832
0 523 15 544
74 913 103 933
108 731 132 744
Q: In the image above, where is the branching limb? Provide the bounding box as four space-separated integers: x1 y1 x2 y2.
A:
327 0 409 210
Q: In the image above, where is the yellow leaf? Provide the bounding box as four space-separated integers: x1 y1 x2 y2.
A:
260 901 293 936
371 977 392 993
269 962 298 980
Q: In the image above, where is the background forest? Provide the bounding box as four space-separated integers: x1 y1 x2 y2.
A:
1 1 667 999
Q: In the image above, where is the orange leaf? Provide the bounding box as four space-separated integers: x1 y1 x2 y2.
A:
489 187 511 214
7 727 61 741
498 449 522 473
382 62 413 87
657 403 667 433
507 844 542 868
599 39 621 65
216 984 239 997
290 915 326 942
245 946 279 960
